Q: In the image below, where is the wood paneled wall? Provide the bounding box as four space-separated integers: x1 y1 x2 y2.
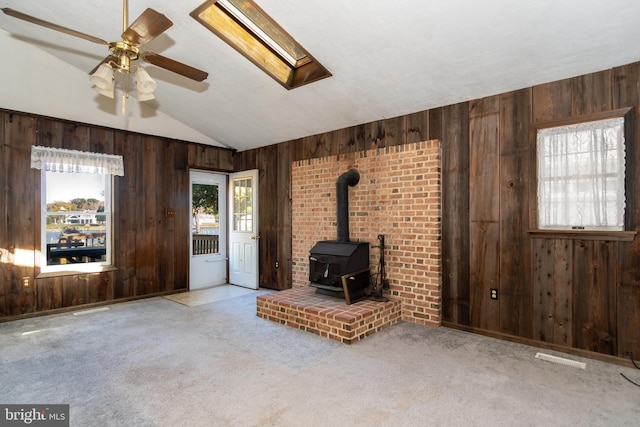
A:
0 111 234 318
3 61 640 360
238 61 640 359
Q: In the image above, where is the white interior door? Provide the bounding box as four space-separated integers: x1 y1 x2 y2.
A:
189 170 227 290
228 170 259 289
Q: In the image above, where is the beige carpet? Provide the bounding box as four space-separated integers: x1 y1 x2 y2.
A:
1 292 639 426
163 284 259 306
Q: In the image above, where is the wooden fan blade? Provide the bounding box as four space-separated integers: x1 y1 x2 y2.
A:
1 8 108 45
141 52 208 82
121 8 172 46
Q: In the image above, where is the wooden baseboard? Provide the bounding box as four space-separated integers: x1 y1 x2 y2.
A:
442 321 635 369
0 289 186 323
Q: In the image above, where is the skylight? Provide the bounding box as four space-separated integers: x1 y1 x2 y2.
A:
191 0 331 89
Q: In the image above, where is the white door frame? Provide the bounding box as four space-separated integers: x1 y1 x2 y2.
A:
228 169 259 289
189 170 227 290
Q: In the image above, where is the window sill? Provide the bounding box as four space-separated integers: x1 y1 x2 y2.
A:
528 229 636 241
37 265 118 279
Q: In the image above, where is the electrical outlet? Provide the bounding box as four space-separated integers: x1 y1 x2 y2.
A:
275 261 279 268
490 288 498 300
22 277 30 288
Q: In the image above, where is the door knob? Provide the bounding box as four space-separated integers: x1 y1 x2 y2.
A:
251 235 260 240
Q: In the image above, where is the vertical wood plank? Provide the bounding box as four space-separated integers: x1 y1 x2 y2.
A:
287 138 305 163
257 144 278 287
218 148 234 172
302 134 333 160
275 141 293 290
469 96 500 331
552 240 573 346
428 108 443 141
469 222 500 330
573 240 617 354
87 272 114 303
571 69 612 116
383 116 407 148
532 238 553 342
89 127 115 154
406 110 429 144
235 148 257 170
352 124 367 155
36 118 65 148
157 140 175 293
63 274 89 307
499 89 533 338
335 126 358 156
469 96 500 221
532 239 573 345
172 141 189 291
441 102 470 325
2 114 37 315
364 120 386 150
62 123 90 151
113 132 138 298
531 79 572 123
37 277 63 310
133 137 157 295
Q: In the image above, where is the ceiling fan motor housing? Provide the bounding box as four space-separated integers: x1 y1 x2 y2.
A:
110 41 140 73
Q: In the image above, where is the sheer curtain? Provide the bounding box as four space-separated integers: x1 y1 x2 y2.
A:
537 117 625 230
30 146 124 176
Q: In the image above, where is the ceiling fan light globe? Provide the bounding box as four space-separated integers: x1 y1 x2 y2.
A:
93 85 114 99
135 67 158 94
90 63 115 90
137 91 156 102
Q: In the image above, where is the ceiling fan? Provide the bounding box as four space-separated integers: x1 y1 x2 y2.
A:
2 0 208 104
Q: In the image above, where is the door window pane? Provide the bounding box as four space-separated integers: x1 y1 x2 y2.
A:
233 178 253 232
192 183 220 255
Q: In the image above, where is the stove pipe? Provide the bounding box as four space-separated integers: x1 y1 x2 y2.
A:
336 169 360 243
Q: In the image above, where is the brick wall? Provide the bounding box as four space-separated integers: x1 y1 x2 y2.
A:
291 140 442 326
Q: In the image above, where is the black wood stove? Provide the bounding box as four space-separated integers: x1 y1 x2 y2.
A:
309 169 370 303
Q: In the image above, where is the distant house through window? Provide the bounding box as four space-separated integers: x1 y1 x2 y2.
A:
43 171 111 270
30 146 123 273
536 112 630 231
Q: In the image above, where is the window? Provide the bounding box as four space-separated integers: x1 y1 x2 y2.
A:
31 146 123 273
232 177 253 232
191 0 331 89
536 113 628 231
42 172 112 271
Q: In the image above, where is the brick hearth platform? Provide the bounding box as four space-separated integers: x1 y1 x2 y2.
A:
256 287 402 344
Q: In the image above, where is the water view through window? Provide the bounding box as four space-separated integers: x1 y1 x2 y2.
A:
43 171 110 268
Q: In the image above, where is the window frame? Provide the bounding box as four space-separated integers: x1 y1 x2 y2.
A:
530 107 635 240
39 171 114 274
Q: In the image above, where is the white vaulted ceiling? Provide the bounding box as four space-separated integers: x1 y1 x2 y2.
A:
1 0 639 151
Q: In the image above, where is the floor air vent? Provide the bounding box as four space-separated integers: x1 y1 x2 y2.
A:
73 307 110 316
535 352 586 369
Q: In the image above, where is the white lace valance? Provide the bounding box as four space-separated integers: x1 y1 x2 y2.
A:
30 146 124 176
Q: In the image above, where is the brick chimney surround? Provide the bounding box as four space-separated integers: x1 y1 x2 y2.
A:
257 140 442 343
